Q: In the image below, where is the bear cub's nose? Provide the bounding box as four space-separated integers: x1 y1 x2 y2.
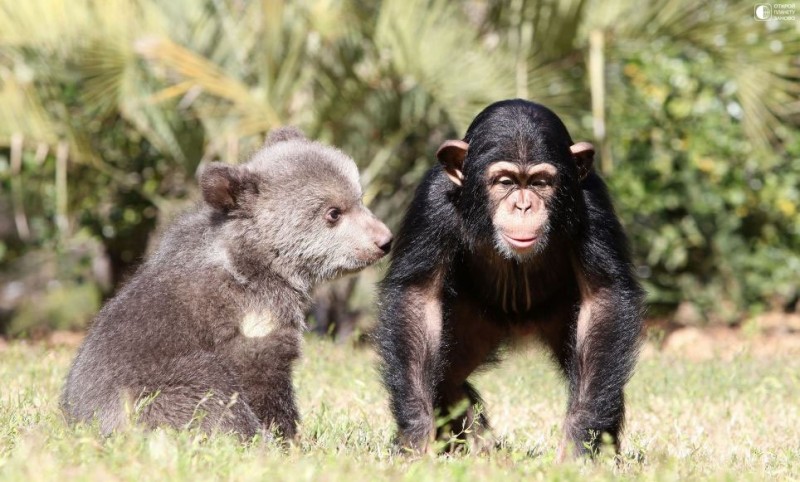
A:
378 237 393 254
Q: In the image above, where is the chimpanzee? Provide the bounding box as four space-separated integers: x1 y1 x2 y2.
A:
376 99 644 459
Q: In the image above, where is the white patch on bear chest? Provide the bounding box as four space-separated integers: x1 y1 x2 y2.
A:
240 310 277 338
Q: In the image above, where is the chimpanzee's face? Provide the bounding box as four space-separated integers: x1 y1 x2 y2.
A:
484 160 558 260
436 100 594 262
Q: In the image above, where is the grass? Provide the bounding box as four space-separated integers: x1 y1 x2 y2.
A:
0 336 798 481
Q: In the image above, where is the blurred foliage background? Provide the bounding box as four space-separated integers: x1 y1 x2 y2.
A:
0 0 798 338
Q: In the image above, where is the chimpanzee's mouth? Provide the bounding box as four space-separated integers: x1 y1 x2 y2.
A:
501 233 538 250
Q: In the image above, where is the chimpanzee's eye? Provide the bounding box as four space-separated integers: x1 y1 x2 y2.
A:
531 178 552 188
325 208 342 224
497 177 515 186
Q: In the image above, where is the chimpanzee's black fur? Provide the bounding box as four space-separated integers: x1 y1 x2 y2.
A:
376 99 644 457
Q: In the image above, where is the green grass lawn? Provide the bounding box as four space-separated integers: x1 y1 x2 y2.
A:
1 337 798 481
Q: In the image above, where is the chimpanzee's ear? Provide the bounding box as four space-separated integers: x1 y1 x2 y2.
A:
264 126 307 147
570 142 595 181
199 163 255 212
436 140 469 186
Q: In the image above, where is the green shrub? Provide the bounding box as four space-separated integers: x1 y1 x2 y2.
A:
607 45 800 322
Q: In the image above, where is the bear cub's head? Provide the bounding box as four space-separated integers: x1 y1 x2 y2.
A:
199 127 392 284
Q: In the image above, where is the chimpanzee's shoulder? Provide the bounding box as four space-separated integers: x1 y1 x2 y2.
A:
384 166 460 282
400 166 459 236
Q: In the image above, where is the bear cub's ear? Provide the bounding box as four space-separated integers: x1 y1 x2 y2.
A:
264 126 307 147
199 163 257 212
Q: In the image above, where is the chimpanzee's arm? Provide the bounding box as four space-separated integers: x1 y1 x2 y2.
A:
560 174 645 459
375 171 459 452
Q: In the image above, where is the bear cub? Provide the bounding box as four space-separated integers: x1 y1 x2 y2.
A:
61 127 392 439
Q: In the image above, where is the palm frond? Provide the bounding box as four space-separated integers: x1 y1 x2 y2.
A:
0 67 58 144
590 0 800 149
375 0 515 131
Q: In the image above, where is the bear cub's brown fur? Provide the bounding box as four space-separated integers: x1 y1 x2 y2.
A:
61 127 392 439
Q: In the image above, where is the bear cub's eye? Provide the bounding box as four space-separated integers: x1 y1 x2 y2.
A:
325 207 342 224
